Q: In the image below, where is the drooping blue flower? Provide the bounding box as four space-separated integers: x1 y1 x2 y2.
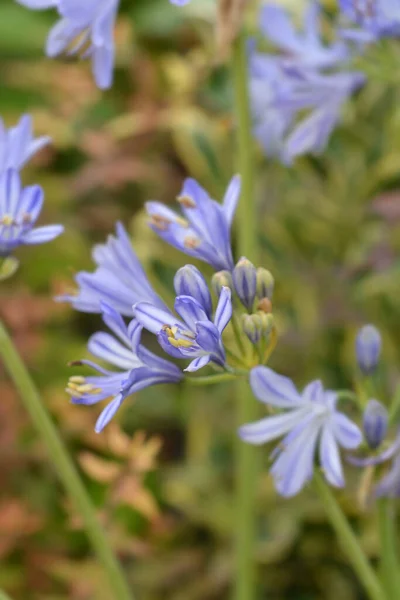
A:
355 324 382 375
134 286 232 372
348 428 400 497
0 169 63 257
67 302 183 432
260 2 348 70
339 0 400 41
57 222 168 316
146 175 241 272
239 366 362 497
0 114 51 175
16 0 120 90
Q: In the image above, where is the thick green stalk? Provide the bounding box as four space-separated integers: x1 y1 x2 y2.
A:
377 498 400 599
315 473 386 600
232 31 259 600
0 321 133 600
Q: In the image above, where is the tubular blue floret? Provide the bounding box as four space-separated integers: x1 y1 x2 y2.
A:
239 366 362 497
232 257 257 311
174 264 212 319
355 324 382 375
146 175 241 272
67 302 183 432
0 169 63 257
134 286 233 372
339 0 400 41
56 222 168 316
0 114 50 175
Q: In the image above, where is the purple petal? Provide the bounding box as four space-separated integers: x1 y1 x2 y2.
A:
250 366 301 408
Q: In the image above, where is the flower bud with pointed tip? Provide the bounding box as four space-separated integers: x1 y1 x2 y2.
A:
232 257 257 311
241 313 263 344
356 325 382 375
258 312 274 335
363 399 388 450
212 270 233 297
256 267 274 300
174 265 212 318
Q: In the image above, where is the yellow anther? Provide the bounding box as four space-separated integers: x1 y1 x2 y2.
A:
67 380 102 395
69 376 86 384
184 235 200 249
177 195 196 209
0 215 14 226
168 336 193 349
175 217 189 228
149 215 172 231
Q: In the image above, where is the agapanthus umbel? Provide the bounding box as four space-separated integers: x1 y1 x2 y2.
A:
250 2 365 162
0 114 50 175
239 366 362 497
146 175 241 272
0 169 63 257
67 303 183 432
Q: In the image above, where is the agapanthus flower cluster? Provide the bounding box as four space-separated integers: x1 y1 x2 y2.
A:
16 0 192 90
339 0 400 42
250 2 365 163
0 115 62 261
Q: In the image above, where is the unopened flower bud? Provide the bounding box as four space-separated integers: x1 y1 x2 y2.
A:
356 325 382 375
256 267 274 300
174 264 212 317
232 257 257 311
258 312 274 335
363 399 388 449
212 270 233 296
241 313 263 344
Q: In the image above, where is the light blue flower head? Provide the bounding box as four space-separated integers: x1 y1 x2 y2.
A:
0 114 50 175
339 0 400 41
0 169 63 257
239 366 362 497
146 176 241 272
67 302 183 433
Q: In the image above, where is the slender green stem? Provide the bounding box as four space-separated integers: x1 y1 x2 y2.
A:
377 498 399 600
0 321 133 600
315 472 386 600
185 373 240 385
232 30 259 600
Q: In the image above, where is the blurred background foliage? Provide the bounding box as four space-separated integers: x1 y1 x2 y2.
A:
1 0 400 598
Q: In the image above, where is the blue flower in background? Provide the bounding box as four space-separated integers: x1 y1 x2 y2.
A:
0 169 63 257
259 2 348 70
339 0 400 41
134 286 232 372
239 366 362 497
146 176 241 272
16 0 120 89
57 222 168 316
0 114 50 174
67 303 183 433
250 2 365 162
355 324 382 374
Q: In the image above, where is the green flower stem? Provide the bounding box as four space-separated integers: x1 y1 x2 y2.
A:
315 472 386 600
0 321 133 600
185 373 240 385
377 498 400 600
232 30 259 600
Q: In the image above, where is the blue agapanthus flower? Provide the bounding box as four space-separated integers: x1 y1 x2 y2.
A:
259 2 348 70
67 302 183 432
0 169 63 257
134 285 232 372
250 3 365 162
146 176 241 272
239 366 362 497
0 114 50 175
16 0 120 89
57 222 168 316
340 0 400 41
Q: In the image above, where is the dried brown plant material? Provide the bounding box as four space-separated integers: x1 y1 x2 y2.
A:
215 0 249 62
